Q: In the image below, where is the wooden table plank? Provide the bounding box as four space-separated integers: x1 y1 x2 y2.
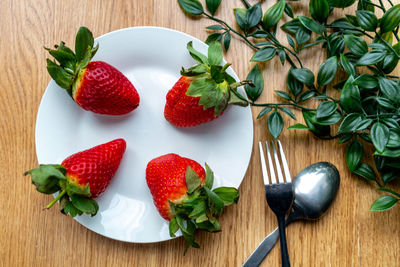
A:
1 0 399 266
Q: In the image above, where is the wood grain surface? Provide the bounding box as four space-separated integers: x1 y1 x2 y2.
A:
1 0 399 266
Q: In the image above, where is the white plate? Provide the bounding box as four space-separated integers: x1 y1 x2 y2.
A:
35 27 253 243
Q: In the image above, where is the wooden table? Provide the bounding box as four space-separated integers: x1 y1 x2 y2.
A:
1 0 399 266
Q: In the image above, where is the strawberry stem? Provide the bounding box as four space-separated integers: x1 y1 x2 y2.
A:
46 189 67 209
230 80 254 89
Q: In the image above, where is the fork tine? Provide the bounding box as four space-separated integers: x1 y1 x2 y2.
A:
271 141 285 184
258 142 270 185
277 140 292 182
265 142 277 184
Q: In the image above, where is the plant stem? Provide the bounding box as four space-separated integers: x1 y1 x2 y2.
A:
46 189 67 209
251 101 316 111
325 25 374 39
378 0 387 12
203 12 260 50
387 0 394 6
242 0 251 8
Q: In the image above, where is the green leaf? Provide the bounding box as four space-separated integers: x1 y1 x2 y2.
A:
345 15 359 27
371 122 390 153
286 69 303 96
70 195 98 216
275 90 292 101
374 147 400 158
281 18 301 34
169 217 179 237
338 113 363 133
316 101 337 119
353 74 378 89
223 32 231 51
378 77 400 104
338 134 353 144
353 163 376 180
234 8 248 31
288 123 308 130
346 139 363 172
298 90 315 103
317 56 338 86
284 3 294 18
46 59 73 91
185 166 202 194
315 112 342 125
75 27 94 62
295 25 312 45
327 36 345 57
291 68 315 86
25 164 65 194
206 24 224 30
178 0 204 15
205 163 214 189
268 111 284 139
257 106 273 119
340 54 356 77
376 97 396 110
340 76 361 113
206 0 222 16
245 64 264 101
250 47 276 62
309 0 329 23
370 195 398 211
278 49 286 65
381 52 399 74
287 35 296 50
208 41 223 66
356 10 378 31
205 33 223 45
357 50 386 66
263 0 286 29
187 41 208 64
380 4 400 33
298 16 325 35
204 187 225 216
327 0 356 8
246 3 262 28
212 187 239 206
343 35 368 56
279 107 296 120
388 129 400 148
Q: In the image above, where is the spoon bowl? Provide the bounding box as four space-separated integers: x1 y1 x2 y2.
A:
243 161 340 267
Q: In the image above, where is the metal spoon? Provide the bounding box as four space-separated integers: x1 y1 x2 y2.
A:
243 162 340 267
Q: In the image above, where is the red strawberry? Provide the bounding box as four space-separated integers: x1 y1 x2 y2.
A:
25 138 126 217
46 27 139 115
164 41 251 127
146 153 239 251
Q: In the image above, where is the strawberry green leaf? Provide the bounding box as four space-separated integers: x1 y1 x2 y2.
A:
187 41 208 64
185 166 202 194
25 164 65 194
189 200 207 218
208 41 223 66
181 64 208 76
186 77 214 96
204 187 225 216
205 163 214 189
46 59 74 91
70 195 99 216
212 187 239 206
66 182 90 196
169 217 179 237
62 201 82 217
75 27 94 62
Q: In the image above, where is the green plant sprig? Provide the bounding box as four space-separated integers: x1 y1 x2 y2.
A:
177 0 400 211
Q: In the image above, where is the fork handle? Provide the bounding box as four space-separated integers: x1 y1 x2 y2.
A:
277 214 290 267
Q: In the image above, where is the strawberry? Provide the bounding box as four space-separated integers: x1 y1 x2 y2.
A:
164 41 252 127
25 138 126 217
45 27 140 115
146 153 239 252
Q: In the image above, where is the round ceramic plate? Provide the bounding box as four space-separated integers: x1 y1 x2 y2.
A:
35 27 253 243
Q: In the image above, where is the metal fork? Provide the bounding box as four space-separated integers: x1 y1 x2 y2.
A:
246 140 294 267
